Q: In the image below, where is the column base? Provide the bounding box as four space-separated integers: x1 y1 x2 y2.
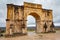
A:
48 30 56 33
5 32 27 37
41 31 56 33
4 33 13 37
36 30 56 34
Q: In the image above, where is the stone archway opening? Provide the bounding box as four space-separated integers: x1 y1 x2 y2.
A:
26 13 41 34
27 15 36 33
6 2 54 35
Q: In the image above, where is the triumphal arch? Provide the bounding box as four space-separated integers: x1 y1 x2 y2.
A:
6 2 55 35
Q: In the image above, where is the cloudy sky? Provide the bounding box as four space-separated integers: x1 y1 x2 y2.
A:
0 0 60 27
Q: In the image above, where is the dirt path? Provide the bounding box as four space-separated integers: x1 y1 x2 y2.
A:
0 30 60 40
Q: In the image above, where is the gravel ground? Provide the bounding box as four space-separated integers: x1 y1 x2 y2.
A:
0 30 60 40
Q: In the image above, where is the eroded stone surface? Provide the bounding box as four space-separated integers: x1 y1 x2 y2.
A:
6 2 54 35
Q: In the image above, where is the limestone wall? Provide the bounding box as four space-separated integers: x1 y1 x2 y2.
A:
6 2 54 35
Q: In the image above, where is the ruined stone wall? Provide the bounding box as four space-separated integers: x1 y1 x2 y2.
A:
6 2 54 35
6 4 24 34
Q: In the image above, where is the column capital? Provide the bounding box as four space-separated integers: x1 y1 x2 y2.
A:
6 19 10 21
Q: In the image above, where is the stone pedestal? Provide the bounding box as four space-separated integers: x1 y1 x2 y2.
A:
22 28 27 34
46 26 50 32
10 29 13 35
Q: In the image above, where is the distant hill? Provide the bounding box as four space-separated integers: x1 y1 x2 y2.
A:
55 26 60 30
0 27 6 30
55 26 60 28
0 26 60 31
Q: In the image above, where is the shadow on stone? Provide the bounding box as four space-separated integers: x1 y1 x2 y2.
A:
0 34 3 37
4 33 27 38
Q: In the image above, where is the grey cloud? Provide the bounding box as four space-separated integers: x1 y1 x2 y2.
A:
0 0 60 27
24 0 34 3
27 15 36 25
0 22 6 27
54 0 60 6
6 0 23 5
0 18 6 23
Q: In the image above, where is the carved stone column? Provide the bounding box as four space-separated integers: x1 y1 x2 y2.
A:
36 20 42 33
46 22 50 32
6 19 10 35
22 20 27 34
40 20 46 33
10 24 13 35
